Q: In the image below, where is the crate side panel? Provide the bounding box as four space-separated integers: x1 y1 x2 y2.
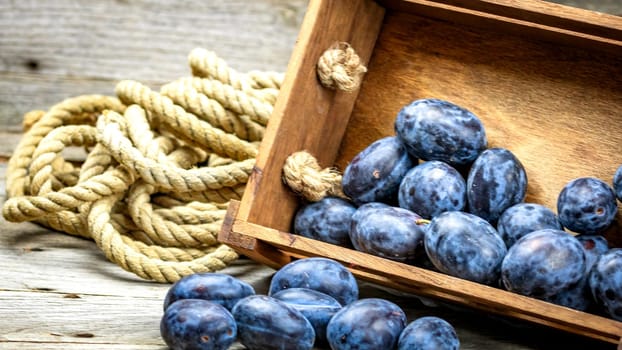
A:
236 0 385 232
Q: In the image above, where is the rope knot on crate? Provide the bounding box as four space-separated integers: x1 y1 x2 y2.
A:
282 151 346 202
317 42 368 92
2 48 283 283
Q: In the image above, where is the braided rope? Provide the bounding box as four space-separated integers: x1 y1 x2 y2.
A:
2 49 274 283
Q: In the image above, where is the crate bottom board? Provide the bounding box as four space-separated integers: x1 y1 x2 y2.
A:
220 200 622 345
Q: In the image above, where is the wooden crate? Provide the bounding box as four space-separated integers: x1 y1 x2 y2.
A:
219 0 622 345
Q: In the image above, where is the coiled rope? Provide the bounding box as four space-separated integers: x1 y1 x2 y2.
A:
3 43 366 283
2 48 281 283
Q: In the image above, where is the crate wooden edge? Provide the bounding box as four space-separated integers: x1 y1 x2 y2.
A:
388 0 622 37
220 200 622 345
220 0 622 346
381 0 622 53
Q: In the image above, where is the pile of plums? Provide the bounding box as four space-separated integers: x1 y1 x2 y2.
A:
294 98 622 321
160 257 460 349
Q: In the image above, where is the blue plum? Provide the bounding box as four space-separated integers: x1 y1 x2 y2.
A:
424 211 507 285
232 295 315 350
326 298 406 350
542 277 592 311
351 202 390 225
342 136 416 205
160 299 237 350
467 148 527 224
496 203 562 248
589 249 622 321
544 235 609 311
163 273 255 311
577 234 609 270
394 98 487 165
350 205 427 263
397 316 460 350
268 257 358 305
614 165 622 201
557 177 618 235
294 196 356 247
272 288 342 345
398 160 466 219
349 202 391 251
501 229 586 298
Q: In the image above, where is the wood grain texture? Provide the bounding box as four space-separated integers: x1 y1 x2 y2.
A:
0 0 307 133
394 0 622 38
0 132 23 160
0 291 165 345
219 200 293 269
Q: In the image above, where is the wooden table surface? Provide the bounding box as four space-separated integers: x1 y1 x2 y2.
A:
1 1 621 349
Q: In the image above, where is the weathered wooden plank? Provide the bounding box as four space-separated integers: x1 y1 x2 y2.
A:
0 291 165 345
0 0 305 78
0 0 306 131
0 132 25 159
0 74 128 133
0 163 6 197
0 223 273 299
0 344 164 350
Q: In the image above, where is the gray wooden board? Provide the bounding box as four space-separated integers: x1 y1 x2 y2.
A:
0 0 306 133
547 0 622 14
1 1 622 349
